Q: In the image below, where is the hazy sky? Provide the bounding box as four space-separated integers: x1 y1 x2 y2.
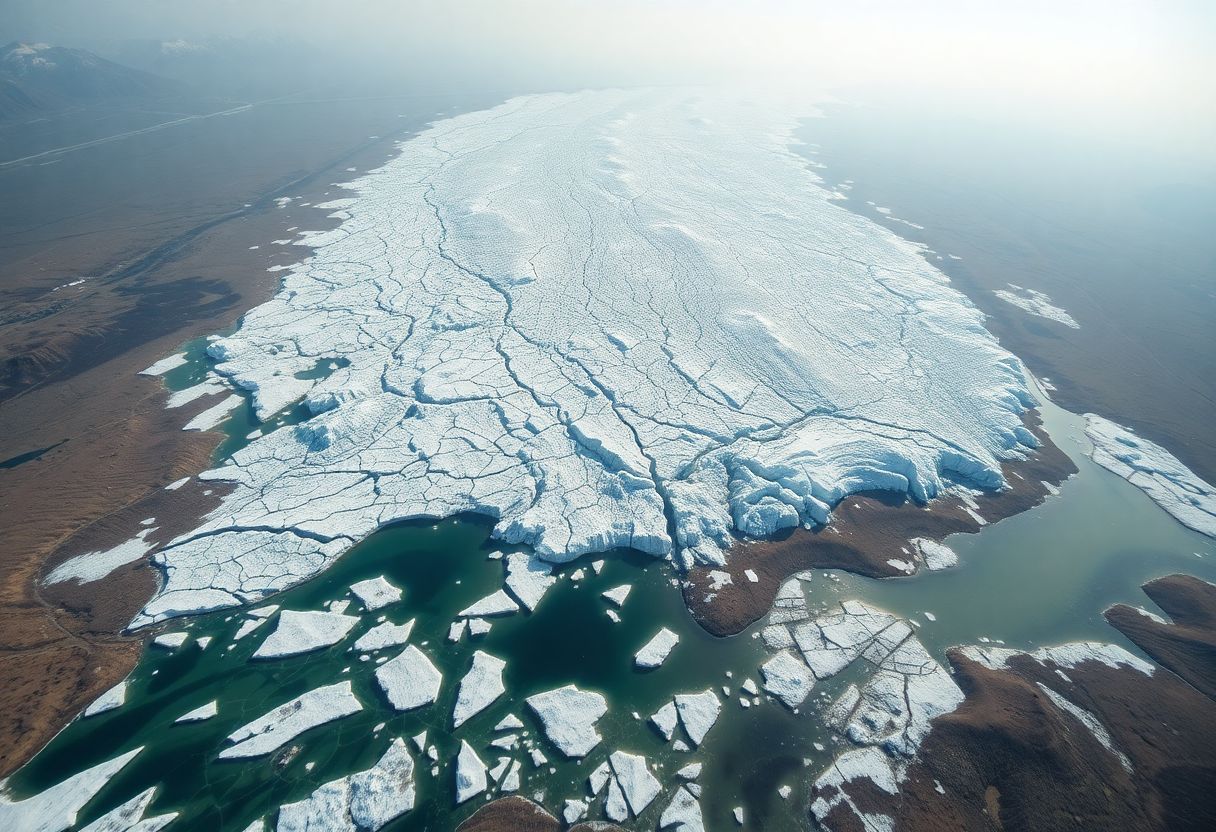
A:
4 1 1214 159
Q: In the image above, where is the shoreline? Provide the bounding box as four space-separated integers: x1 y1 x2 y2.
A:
684 409 1077 637
0 118 452 777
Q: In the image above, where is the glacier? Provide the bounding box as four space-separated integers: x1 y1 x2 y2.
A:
135 88 1040 626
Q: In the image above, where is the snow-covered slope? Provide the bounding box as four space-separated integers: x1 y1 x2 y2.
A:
136 88 1039 625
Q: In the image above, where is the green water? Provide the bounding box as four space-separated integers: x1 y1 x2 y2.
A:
7 354 1214 832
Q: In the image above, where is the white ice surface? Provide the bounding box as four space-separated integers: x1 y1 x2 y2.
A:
0 748 142 832
135 88 1039 626
993 284 1080 329
1084 414 1216 538
151 632 187 650
452 651 506 728
674 691 721 746
608 750 661 816
45 529 157 586
375 646 443 711
175 701 218 723
349 577 402 611
78 786 176 832
634 627 680 669
454 741 486 804
353 620 414 652
252 610 358 659
276 738 414 832
503 552 556 612
83 680 128 717
219 681 362 759
182 393 243 432
139 353 187 376
526 685 608 758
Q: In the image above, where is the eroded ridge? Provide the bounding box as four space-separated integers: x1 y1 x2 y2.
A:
137 89 1039 625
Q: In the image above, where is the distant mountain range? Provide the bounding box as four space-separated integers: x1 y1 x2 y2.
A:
0 41 182 119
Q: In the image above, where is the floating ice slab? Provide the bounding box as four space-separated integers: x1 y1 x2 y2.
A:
350 577 402 611
252 610 358 659
649 701 678 741
353 620 414 652
457 590 519 618
602 585 632 607
993 284 1079 329
0 747 142 832
660 785 705 832
526 685 608 757
503 552 556 612
351 739 416 830
452 651 506 728
761 649 816 708
375 646 443 711
219 681 362 759
635 627 680 669
78 786 176 832
674 691 721 746
1085 414 1216 538
151 631 187 650
609 751 661 816
83 680 128 717
175 701 218 723
454 741 487 804
137 88 1040 624
275 740 416 832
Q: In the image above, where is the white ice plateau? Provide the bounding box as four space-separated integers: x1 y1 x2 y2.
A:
133 88 1041 626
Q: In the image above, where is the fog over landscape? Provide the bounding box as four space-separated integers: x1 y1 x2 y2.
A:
1 3 1214 832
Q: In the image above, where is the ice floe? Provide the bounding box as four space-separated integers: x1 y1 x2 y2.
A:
78 786 176 832
602 585 631 607
452 650 506 728
277 738 414 831
760 649 815 708
349 577 402 611
454 741 487 804
993 283 1080 328
660 785 705 832
151 631 187 650
135 88 1041 624
252 610 358 659
83 680 128 717
673 691 721 746
608 751 661 817
1084 414 1216 538
503 552 556 612
0 747 143 832
175 701 218 723
634 627 680 669
219 681 362 759
353 620 414 652
375 646 443 711
525 685 608 757
457 590 519 618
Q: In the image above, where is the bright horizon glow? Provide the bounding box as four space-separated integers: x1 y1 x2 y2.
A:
3 0 1213 161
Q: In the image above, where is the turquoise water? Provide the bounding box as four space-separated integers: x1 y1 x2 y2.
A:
7 325 1214 832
